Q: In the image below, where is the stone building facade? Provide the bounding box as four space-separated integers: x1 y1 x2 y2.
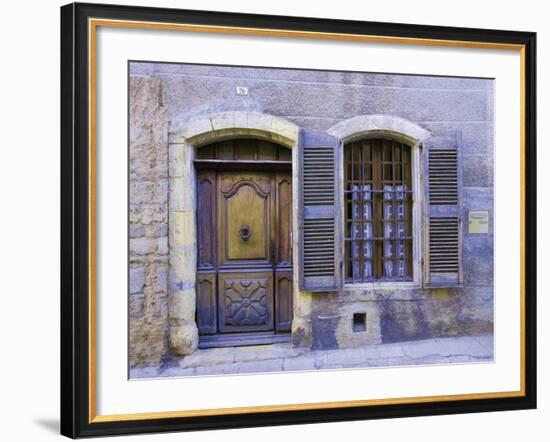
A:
129 62 494 369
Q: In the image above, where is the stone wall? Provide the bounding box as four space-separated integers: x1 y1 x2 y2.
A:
129 62 494 360
166 139 199 356
129 76 169 367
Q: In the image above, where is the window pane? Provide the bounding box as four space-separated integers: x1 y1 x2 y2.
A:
344 139 413 283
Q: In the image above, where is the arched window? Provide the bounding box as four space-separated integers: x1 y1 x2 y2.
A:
344 138 413 283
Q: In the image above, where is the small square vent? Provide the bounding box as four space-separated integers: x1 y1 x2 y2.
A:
353 313 367 333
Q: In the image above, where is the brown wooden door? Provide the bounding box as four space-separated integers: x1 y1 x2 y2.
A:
196 168 292 342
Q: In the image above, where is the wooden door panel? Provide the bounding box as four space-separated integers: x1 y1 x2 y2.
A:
196 273 217 334
218 172 274 269
276 174 292 267
196 172 217 270
275 272 292 332
196 165 292 340
218 273 274 333
274 173 293 333
226 184 268 260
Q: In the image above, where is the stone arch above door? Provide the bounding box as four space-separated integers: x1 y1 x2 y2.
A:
169 111 300 148
167 112 299 356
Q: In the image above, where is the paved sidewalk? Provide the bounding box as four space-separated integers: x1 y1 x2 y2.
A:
131 334 494 379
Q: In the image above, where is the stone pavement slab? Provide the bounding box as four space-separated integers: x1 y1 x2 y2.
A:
130 334 494 379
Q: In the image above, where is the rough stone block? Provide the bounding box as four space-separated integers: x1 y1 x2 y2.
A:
152 206 168 223
129 267 146 294
140 208 153 225
154 179 168 203
129 223 145 238
129 293 145 318
130 181 154 205
153 292 168 319
147 223 168 238
130 237 157 255
155 266 168 293
129 309 167 368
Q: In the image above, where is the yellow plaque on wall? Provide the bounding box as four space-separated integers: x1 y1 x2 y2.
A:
468 210 490 234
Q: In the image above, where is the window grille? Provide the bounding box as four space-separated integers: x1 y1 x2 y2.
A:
344 139 413 283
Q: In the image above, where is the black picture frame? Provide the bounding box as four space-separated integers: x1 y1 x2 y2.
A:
60 2 537 438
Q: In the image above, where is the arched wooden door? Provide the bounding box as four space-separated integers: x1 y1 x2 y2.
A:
194 140 293 348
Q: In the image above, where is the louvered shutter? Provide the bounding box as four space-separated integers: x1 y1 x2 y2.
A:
424 130 463 287
299 129 341 291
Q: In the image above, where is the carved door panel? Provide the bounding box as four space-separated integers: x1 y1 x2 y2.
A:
217 172 275 333
196 167 293 339
218 172 274 269
218 273 274 332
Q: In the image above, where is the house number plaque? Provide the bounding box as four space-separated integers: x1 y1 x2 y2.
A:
468 210 489 234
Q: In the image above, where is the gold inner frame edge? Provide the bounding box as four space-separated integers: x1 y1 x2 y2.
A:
87 17 527 424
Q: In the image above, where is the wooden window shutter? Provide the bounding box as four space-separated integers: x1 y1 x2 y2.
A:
423 130 463 287
299 129 341 291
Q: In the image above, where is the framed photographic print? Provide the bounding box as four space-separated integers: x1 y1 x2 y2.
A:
60 2 537 438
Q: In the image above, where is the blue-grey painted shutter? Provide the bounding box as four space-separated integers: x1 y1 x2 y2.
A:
299 129 341 292
424 130 463 287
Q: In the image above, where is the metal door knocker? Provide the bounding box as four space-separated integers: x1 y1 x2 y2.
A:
239 225 252 241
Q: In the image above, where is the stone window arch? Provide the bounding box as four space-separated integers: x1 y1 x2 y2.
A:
328 115 431 288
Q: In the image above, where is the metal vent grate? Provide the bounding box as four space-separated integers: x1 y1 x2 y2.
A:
303 218 335 277
303 147 335 206
428 217 459 274
428 147 458 205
